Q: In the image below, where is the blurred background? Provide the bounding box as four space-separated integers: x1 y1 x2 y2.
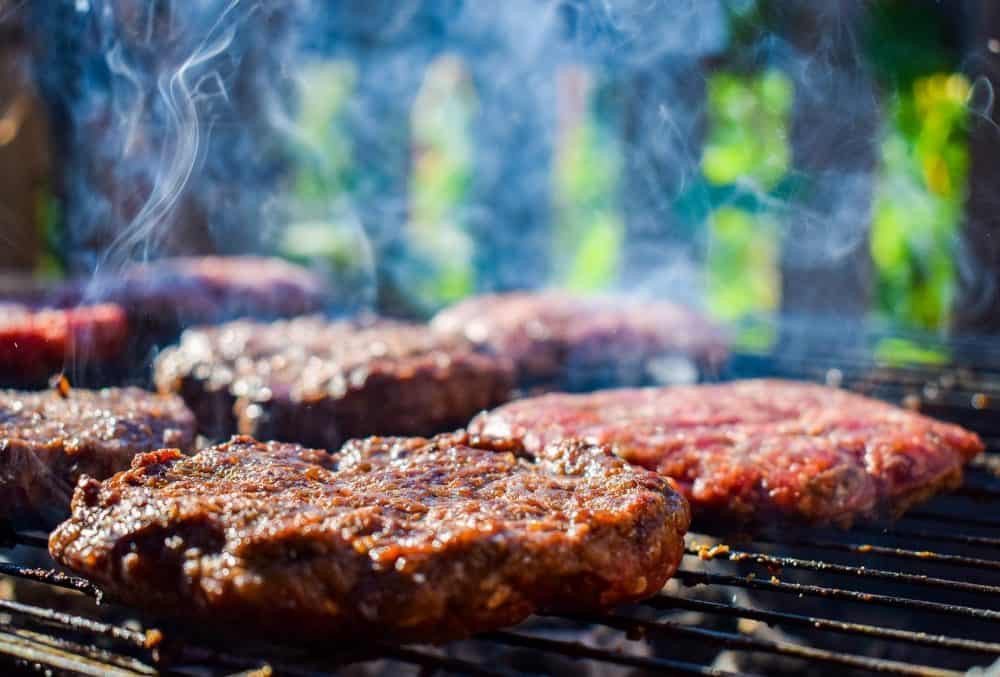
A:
2 0 999 356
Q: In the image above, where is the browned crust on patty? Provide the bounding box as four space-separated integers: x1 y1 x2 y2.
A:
431 291 729 387
0 387 195 525
49 433 689 643
155 317 514 447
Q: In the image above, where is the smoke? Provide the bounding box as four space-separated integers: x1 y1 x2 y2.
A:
25 0 896 324
102 2 240 266
30 0 305 274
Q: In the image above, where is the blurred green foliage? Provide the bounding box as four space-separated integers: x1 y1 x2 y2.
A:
874 337 949 366
553 75 623 291
281 2 970 333
37 186 65 277
281 60 360 272
290 61 356 204
702 71 792 189
702 70 791 322
870 73 969 330
408 56 475 306
706 205 780 320
861 0 966 334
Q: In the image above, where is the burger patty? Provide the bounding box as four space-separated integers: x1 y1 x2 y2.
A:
154 317 514 447
57 256 332 367
0 386 195 525
431 291 728 389
469 379 984 527
78 256 331 325
0 303 128 387
49 433 689 643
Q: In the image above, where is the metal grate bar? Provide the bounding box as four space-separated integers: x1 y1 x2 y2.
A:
0 598 148 648
684 546 1000 596
0 627 153 676
951 485 1000 500
10 533 49 550
969 454 1000 470
852 526 1000 550
675 570 1000 622
647 594 1000 656
382 646 522 677
0 562 102 599
907 510 1000 530
164 642 356 677
585 613 964 677
3 625 153 674
752 537 1000 572
481 630 754 677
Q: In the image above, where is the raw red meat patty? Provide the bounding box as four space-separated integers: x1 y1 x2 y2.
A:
0 303 128 385
469 379 984 527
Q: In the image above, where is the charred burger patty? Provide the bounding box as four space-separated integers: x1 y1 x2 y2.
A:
0 386 195 525
432 291 728 389
155 316 514 448
49 433 690 643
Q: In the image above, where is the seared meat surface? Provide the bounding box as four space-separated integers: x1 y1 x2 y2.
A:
155 316 513 447
49 433 689 643
79 256 330 325
53 257 331 367
0 387 195 525
469 379 983 527
0 303 128 386
431 291 728 389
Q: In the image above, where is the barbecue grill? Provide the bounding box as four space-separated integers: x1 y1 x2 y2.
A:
2 336 999 676
5 0 1000 674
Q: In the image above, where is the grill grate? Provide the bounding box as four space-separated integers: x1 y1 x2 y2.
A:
1 355 999 675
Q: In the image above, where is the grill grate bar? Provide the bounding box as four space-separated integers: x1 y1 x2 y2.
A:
5 625 153 674
0 598 148 648
969 454 1000 470
675 570 1000 622
684 546 1000 596
11 532 49 550
852 526 1000 550
481 630 754 676
382 646 522 677
647 594 1000 656
950 485 1000 500
906 510 1000 530
752 537 1000 572
164 641 366 677
0 524 46 551
0 627 153 676
584 613 965 677
0 562 102 600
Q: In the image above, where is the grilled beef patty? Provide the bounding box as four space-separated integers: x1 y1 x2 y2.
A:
0 386 195 525
56 256 331 370
79 256 330 325
154 316 514 447
49 433 689 643
0 303 128 387
431 291 728 390
469 379 984 527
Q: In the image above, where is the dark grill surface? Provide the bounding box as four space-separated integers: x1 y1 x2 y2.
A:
2 347 1000 675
